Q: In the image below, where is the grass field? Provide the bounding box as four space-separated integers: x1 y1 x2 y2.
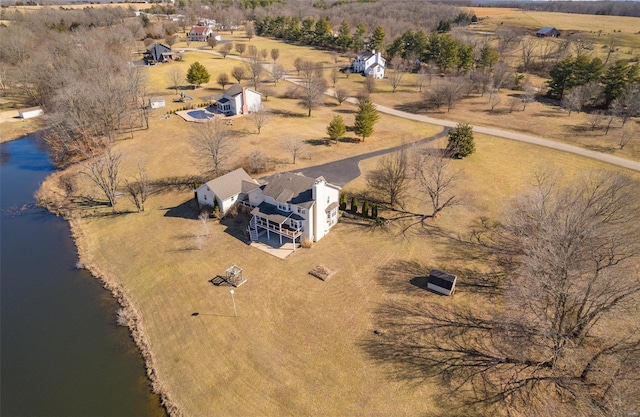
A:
470 8 640 49
42 122 638 416
18 19 640 417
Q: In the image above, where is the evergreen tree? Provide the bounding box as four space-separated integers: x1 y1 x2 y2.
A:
326 115 346 142
371 204 378 219
336 21 352 51
369 25 385 52
352 22 367 52
601 61 640 107
339 193 348 210
350 196 358 214
548 55 604 100
446 123 475 159
354 101 380 142
186 62 210 88
477 44 499 69
361 200 370 218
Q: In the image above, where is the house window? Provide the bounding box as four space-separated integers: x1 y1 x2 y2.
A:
290 219 302 229
299 208 306 215
277 203 290 212
204 195 207 200
327 196 330 204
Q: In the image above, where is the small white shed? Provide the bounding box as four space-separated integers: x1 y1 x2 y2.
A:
19 107 44 119
427 269 457 296
149 97 166 109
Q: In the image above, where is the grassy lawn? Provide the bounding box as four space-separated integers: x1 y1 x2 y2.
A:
33 29 640 417
470 8 640 49
41 102 640 416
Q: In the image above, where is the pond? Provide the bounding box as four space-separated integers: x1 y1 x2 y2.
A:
0 135 166 417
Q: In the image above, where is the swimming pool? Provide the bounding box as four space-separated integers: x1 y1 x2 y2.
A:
187 109 215 120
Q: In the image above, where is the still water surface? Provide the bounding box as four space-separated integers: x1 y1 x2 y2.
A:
1 135 166 417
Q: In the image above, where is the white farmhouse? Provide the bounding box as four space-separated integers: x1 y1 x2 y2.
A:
215 85 262 116
352 50 386 79
195 168 258 215
187 26 212 42
245 172 341 249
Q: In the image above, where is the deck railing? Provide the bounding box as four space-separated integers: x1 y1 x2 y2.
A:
254 217 302 239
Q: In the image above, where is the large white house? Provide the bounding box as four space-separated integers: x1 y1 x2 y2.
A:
245 172 341 248
195 168 258 215
187 26 212 42
352 50 386 79
215 85 262 116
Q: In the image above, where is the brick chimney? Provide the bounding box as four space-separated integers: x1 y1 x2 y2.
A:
242 87 249 114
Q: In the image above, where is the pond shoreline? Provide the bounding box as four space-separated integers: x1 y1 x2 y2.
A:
62 213 184 417
26 136 182 417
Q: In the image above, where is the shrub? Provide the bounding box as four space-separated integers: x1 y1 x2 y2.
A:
371 204 378 219
339 193 348 210
300 237 313 248
350 196 358 214
362 200 370 218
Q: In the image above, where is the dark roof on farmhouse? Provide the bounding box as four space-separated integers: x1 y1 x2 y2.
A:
251 202 304 224
537 26 558 35
204 168 255 201
428 269 456 290
225 84 244 97
262 172 317 205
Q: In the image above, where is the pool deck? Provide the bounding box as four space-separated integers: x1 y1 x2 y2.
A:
176 108 241 124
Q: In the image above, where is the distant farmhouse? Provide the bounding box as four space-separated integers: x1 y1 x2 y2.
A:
216 85 262 116
352 50 386 79
536 27 561 38
196 170 341 250
187 26 212 42
144 43 177 64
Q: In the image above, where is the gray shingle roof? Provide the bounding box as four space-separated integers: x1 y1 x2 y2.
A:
204 168 256 201
261 172 317 204
225 84 244 97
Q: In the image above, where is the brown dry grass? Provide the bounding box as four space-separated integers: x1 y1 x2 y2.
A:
41 122 639 416
34 34 640 417
470 9 640 48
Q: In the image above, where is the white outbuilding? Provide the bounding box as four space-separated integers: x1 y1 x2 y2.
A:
19 107 44 119
195 168 258 215
149 97 166 109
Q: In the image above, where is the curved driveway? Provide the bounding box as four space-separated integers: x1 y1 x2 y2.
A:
183 48 640 174
291 128 450 186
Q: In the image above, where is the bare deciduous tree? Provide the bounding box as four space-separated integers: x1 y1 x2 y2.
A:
587 110 604 130
217 72 229 90
249 106 270 134
329 67 339 88
415 66 430 93
367 148 409 208
191 118 234 177
167 67 184 96
245 54 263 90
124 162 151 212
220 42 233 58
270 48 279 64
231 66 245 84
365 169 640 417
617 125 636 149
335 87 350 105
271 64 285 85
283 137 306 164
387 56 407 93
296 60 327 117
413 147 461 218
235 42 246 56
82 149 122 207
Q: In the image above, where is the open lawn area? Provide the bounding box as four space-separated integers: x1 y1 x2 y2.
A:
41 104 640 415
